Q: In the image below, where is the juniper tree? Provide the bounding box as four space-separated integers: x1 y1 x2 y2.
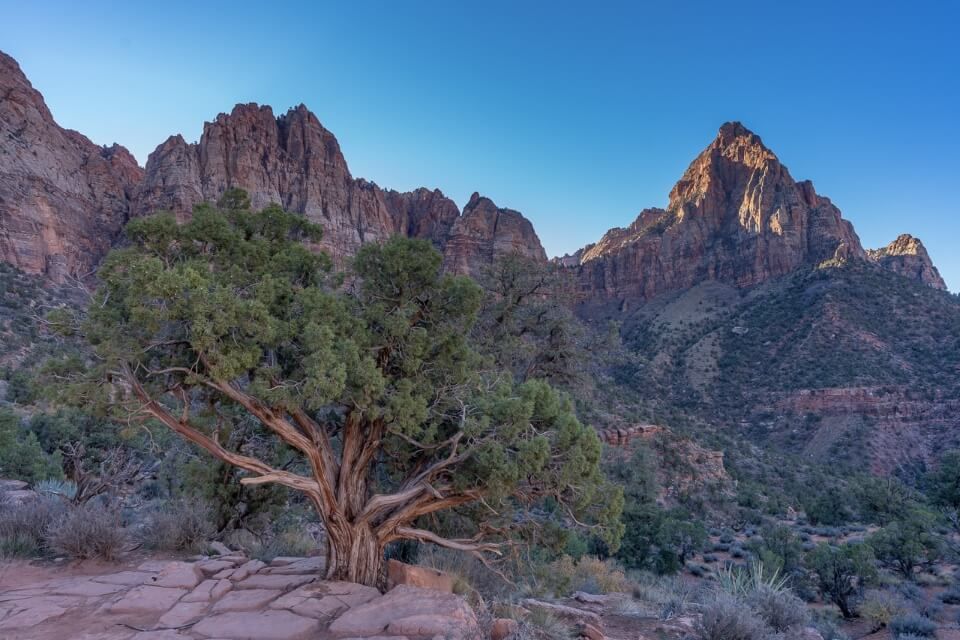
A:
66 192 622 587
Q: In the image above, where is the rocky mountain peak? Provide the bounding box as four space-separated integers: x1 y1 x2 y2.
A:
571 122 866 301
0 50 142 281
442 194 547 275
867 234 946 290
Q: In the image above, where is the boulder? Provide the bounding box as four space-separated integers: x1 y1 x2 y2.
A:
387 559 454 593
491 618 518 640
328 585 477 638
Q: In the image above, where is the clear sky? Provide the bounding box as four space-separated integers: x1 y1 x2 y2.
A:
2 1 958 289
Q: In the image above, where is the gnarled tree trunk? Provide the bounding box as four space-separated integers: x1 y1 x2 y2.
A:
324 521 385 589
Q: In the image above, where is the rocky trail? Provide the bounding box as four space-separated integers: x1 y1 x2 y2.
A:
0 554 478 640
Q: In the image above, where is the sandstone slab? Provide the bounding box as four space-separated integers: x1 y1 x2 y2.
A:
52 579 127 597
157 600 210 627
328 585 477 638
270 581 379 619
108 586 187 615
265 557 325 575
93 571 156 586
149 562 203 589
191 610 319 639
229 559 266 581
235 573 315 591
211 588 282 613
0 595 81 630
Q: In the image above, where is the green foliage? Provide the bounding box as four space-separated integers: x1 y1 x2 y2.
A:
474 254 592 390
748 524 803 575
853 476 919 525
27 409 129 464
617 503 706 574
0 409 61 483
807 542 878 618
65 195 622 578
925 450 960 509
867 512 941 580
803 488 851 526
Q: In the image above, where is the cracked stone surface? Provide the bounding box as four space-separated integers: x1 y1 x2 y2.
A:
0 554 478 640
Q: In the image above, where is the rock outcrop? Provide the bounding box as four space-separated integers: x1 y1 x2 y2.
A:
0 52 142 281
441 192 548 275
0 51 945 297
0 51 546 281
134 103 545 274
135 104 421 266
568 122 867 301
866 234 946 290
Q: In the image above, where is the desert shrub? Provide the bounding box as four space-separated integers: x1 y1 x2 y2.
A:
811 613 851 640
859 589 910 631
0 531 40 557
704 553 719 563
45 504 128 560
541 555 630 596
939 584 960 604
416 545 515 600
143 499 216 553
696 594 771 640
247 527 316 563
889 613 936 638
519 607 571 640
746 586 809 632
0 496 66 556
868 513 941 581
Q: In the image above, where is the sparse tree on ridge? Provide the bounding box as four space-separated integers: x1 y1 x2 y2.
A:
59 190 622 588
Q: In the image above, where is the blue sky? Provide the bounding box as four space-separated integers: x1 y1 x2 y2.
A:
2 1 958 288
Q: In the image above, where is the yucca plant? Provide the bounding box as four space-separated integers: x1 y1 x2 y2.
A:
33 478 78 501
715 561 789 597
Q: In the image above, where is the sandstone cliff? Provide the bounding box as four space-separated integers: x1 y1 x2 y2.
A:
136 104 421 266
866 234 946 290
134 103 545 274
441 193 547 275
0 52 142 281
569 122 866 301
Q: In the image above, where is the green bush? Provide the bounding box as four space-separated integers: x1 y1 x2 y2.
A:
0 410 61 482
867 513 941 580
